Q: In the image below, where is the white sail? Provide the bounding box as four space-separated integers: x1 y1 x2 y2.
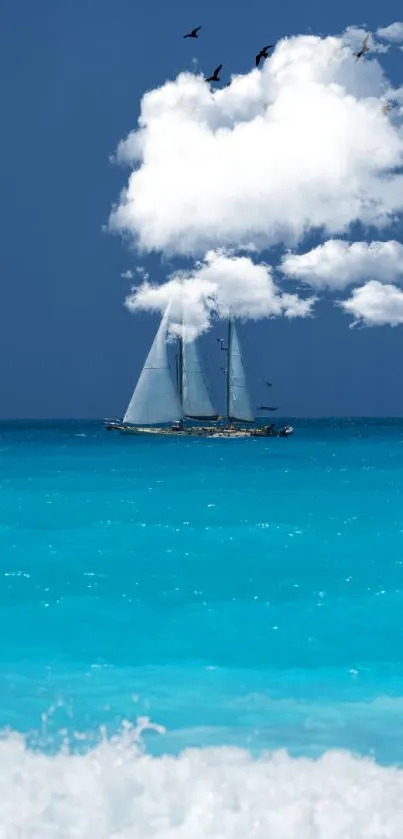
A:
182 339 218 419
123 314 183 425
228 322 255 423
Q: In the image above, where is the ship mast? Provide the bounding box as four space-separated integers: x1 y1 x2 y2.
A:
226 316 232 425
177 334 183 406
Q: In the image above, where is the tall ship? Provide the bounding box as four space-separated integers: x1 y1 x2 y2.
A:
105 309 293 438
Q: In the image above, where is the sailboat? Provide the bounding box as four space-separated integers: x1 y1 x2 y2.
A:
105 310 293 438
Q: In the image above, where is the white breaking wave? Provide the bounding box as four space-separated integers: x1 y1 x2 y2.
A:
0 720 402 838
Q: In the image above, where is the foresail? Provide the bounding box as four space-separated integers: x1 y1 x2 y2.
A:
123 315 183 425
229 322 254 423
182 339 218 419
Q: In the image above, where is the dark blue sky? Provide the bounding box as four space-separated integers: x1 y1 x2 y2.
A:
1 0 402 418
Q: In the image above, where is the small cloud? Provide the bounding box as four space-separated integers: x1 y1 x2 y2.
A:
377 22 403 42
125 251 315 340
280 240 403 290
390 85 403 102
136 267 150 282
121 267 150 282
340 280 403 326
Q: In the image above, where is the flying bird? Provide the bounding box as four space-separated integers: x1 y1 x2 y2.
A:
206 64 222 83
354 34 370 62
184 26 201 39
255 45 274 68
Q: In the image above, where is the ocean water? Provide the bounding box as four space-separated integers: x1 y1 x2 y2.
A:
1 419 403 837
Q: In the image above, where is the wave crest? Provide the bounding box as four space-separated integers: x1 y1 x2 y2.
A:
0 719 402 837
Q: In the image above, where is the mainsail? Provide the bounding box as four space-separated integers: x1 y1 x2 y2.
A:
123 313 183 425
181 337 218 420
227 320 255 423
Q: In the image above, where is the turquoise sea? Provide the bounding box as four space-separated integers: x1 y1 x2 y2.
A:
1 419 403 837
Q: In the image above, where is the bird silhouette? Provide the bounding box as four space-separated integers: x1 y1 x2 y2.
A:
206 64 222 83
354 34 370 62
255 45 275 68
184 26 201 39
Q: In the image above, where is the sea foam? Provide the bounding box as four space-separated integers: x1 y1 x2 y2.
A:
0 721 402 838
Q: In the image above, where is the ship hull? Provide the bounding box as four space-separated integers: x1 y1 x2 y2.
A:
105 423 250 438
104 422 294 439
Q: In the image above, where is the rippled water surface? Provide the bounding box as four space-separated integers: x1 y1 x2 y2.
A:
1 419 403 837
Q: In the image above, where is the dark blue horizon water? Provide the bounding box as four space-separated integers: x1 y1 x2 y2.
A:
1 419 403 836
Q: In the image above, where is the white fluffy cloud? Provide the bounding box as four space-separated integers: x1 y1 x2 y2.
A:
109 33 403 258
110 27 403 333
280 240 403 289
126 252 315 340
377 22 403 42
341 280 403 325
